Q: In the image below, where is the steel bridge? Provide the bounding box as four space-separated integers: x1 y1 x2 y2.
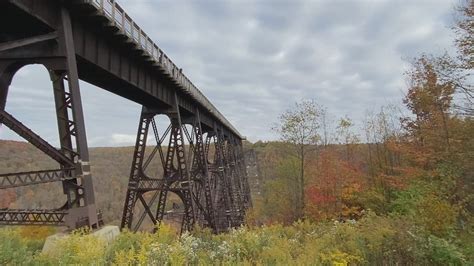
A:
0 0 251 233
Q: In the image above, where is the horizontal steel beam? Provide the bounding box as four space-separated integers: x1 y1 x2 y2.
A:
0 209 67 226
0 31 57 52
135 179 166 192
0 168 75 189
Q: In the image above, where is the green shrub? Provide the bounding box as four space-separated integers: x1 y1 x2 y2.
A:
37 228 106 265
106 229 149 264
0 215 470 265
390 180 458 237
424 235 466 265
0 228 37 265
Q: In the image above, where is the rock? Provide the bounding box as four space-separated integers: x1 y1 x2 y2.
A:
42 232 68 254
42 225 120 254
91 225 120 244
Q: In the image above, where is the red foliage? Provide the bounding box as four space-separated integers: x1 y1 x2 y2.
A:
304 149 366 220
0 189 16 208
306 186 337 205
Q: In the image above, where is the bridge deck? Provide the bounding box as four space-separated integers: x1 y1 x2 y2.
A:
3 0 242 139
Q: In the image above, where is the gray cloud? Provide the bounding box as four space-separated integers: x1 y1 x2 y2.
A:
1 0 458 145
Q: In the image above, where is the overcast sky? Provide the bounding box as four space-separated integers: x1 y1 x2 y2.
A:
1 0 459 146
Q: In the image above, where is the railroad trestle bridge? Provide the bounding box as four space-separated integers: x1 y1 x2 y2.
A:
0 0 251 233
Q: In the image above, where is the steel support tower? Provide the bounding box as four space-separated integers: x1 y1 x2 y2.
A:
0 0 251 233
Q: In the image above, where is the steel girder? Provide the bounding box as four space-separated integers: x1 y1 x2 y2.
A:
0 209 67 226
0 8 100 229
0 168 75 189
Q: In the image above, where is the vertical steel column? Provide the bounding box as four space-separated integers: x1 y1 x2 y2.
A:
227 136 244 223
50 71 80 210
58 8 97 227
214 128 236 228
238 140 252 209
0 71 11 113
171 92 195 233
192 109 217 231
154 122 174 223
50 71 75 161
236 139 248 211
121 106 153 229
0 64 16 120
225 136 238 223
205 132 225 228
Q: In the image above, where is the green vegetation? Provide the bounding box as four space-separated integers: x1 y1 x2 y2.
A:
0 214 470 265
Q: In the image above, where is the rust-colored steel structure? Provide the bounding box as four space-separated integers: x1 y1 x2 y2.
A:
0 0 251 233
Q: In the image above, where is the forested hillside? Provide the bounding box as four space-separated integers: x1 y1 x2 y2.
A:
0 141 259 226
1 142 134 224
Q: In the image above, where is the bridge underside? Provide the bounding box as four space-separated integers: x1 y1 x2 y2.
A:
0 0 251 233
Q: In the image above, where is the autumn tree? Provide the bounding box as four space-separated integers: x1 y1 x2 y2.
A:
320 107 332 147
455 0 473 70
305 148 366 221
274 100 323 219
422 1 473 115
403 56 455 162
335 116 359 161
454 0 474 116
362 106 403 176
402 52 474 215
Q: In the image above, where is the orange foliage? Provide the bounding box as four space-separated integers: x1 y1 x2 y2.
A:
304 149 366 221
19 226 55 240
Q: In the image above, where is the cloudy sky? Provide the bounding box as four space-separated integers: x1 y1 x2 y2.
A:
1 0 459 146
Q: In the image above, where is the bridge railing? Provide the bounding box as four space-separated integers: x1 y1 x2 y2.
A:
87 0 241 138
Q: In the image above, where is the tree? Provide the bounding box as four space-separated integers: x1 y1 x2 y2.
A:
454 0 474 70
403 54 474 215
335 116 359 161
304 147 366 221
320 107 332 147
425 1 474 115
403 56 455 160
273 100 323 218
454 0 474 115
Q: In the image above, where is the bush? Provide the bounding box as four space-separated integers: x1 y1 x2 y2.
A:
0 228 37 265
0 215 470 265
390 180 459 237
37 228 106 265
424 235 466 265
